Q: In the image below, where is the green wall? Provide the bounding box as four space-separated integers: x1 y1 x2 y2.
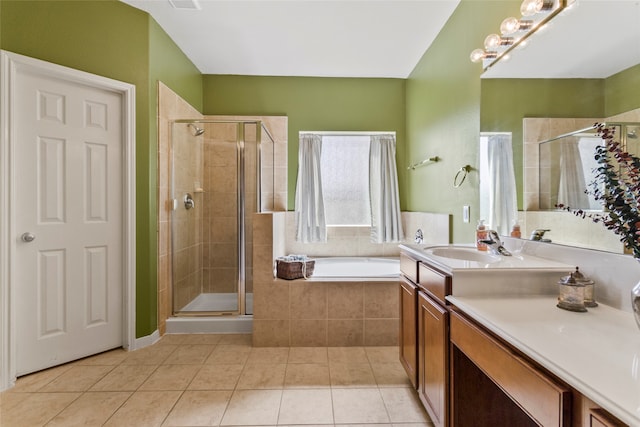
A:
404 0 517 243
1 0 203 337
203 75 406 210
605 63 640 117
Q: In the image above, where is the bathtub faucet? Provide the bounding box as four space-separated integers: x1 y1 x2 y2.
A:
414 229 423 244
479 230 512 256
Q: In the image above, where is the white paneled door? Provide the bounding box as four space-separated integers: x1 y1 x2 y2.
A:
12 59 126 376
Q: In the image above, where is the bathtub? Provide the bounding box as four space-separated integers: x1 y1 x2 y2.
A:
311 257 400 279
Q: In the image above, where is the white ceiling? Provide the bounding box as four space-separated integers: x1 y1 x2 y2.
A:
120 0 460 78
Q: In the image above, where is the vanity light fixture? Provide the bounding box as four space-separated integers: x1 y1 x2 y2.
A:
470 0 569 70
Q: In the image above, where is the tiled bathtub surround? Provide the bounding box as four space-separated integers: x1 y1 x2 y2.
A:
252 212 450 347
284 211 450 257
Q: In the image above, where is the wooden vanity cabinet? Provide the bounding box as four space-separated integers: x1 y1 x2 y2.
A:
399 253 419 389
449 309 630 427
451 309 572 427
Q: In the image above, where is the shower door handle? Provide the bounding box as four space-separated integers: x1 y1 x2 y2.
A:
184 193 195 210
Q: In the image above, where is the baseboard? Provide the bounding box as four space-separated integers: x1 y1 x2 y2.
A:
131 329 160 351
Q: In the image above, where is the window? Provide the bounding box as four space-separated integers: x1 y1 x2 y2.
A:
320 135 371 226
295 131 402 243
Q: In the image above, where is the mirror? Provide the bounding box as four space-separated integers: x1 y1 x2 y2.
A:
538 122 640 211
538 124 606 211
482 1 640 79
479 1 640 253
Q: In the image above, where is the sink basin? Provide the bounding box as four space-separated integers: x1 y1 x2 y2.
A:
427 247 501 264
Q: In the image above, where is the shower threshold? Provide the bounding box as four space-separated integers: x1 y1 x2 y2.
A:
166 293 253 334
179 292 253 313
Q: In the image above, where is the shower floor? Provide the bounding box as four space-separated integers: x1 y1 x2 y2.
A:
179 292 253 314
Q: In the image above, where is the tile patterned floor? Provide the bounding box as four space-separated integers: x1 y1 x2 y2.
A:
0 334 433 427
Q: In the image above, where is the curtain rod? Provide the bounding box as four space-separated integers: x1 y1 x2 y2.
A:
299 131 396 136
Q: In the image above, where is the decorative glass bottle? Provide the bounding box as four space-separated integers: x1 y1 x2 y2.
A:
557 272 587 313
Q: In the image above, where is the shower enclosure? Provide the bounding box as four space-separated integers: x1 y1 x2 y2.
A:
170 120 274 316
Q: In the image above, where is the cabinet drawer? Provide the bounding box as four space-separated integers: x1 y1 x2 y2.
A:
418 263 450 305
400 253 418 283
450 311 571 427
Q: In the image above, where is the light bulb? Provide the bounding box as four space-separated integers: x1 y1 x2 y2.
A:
520 0 554 16
500 17 533 35
484 34 502 50
469 49 486 63
484 34 514 50
500 17 520 35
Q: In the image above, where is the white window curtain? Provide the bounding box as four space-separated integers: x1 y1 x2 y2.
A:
369 134 404 243
558 138 589 209
295 134 327 243
487 134 518 236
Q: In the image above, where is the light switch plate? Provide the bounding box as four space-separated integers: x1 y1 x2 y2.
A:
463 205 470 223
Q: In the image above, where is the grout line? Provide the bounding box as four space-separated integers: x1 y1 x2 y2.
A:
2 336 420 426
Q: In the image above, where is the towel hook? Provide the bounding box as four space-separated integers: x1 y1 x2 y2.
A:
453 165 471 188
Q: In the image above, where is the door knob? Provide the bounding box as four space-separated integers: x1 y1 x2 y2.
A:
21 232 36 242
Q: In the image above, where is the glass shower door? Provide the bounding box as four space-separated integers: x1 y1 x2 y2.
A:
170 120 271 316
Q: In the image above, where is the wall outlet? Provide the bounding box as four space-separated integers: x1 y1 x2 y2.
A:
463 205 470 223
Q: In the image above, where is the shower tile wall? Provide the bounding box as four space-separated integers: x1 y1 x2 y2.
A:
209 115 288 213
158 82 204 334
202 123 239 295
172 124 204 310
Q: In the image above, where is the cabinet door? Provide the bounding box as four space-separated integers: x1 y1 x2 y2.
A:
399 277 418 389
418 291 449 427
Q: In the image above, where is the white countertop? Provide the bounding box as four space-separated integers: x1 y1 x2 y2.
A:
399 243 573 274
447 295 640 426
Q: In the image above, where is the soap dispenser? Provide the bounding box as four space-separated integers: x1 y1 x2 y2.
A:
510 223 521 238
476 220 488 251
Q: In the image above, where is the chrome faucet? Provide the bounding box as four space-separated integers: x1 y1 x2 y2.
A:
414 229 424 244
479 230 512 256
530 229 551 242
